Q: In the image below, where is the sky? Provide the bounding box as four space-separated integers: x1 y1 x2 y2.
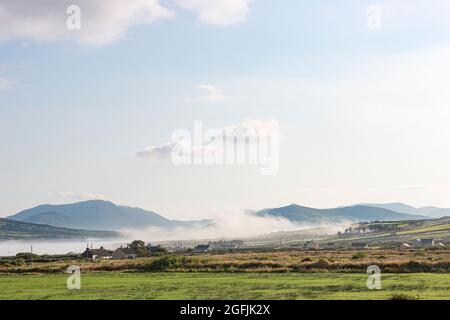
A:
1 0 450 219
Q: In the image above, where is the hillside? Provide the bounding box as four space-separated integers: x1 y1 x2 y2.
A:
363 203 450 218
254 204 428 224
333 216 450 246
0 218 118 240
7 200 208 231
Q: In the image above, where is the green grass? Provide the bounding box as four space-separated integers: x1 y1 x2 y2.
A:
0 273 449 300
397 224 450 235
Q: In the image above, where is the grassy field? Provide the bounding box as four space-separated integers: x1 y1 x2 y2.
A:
0 272 449 300
2 248 449 274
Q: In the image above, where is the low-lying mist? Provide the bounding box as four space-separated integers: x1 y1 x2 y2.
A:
119 211 349 242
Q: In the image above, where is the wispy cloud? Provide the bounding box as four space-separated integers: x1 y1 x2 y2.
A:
0 0 254 46
174 0 253 26
120 209 300 241
0 0 173 46
135 141 176 160
56 191 106 201
135 119 278 160
188 85 225 102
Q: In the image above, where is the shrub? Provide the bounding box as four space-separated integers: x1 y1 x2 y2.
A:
141 256 187 272
15 252 40 262
352 252 367 259
413 249 426 257
388 293 418 300
310 258 329 269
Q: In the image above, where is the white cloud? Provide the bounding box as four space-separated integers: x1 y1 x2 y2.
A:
189 84 225 102
0 76 16 91
0 0 255 46
135 119 278 161
121 209 301 241
174 0 253 26
135 141 176 159
56 191 106 201
0 0 173 46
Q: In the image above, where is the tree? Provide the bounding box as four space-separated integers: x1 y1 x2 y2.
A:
128 240 147 257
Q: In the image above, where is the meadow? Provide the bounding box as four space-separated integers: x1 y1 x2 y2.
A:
1 248 448 299
0 272 449 300
1 248 449 273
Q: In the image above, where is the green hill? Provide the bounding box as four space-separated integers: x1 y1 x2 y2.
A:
7 200 208 231
0 218 118 240
254 204 428 224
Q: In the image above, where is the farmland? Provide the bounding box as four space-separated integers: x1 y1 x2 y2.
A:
0 215 448 300
1 248 449 274
0 272 449 300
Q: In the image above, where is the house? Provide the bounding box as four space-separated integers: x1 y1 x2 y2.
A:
81 246 113 260
412 238 435 247
304 240 319 249
193 244 210 253
209 240 244 250
401 243 412 248
351 242 369 249
112 247 137 260
324 242 336 249
146 243 161 255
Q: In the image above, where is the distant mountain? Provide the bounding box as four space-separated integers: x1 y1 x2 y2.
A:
0 218 118 240
362 203 450 218
254 204 428 224
7 200 208 231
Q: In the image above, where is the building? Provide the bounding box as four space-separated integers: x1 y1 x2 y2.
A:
412 238 435 247
351 242 369 249
193 244 210 253
112 247 137 260
146 243 161 255
209 240 244 250
304 240 319 249
324 242 336 249
81 247 113 260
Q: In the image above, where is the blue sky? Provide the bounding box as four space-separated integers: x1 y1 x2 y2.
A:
1 0 450 218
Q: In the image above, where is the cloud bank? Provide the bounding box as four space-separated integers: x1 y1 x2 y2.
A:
0 0 253 46
0 0 173 46
120 210 300 241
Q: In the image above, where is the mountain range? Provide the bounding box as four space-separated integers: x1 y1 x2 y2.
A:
361 203 450 218
0 217 118 240
5 200 446 235
7 200 208 231
254 204 429 224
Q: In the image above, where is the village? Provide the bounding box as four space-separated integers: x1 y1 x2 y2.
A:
81 240 245 260
79 236 447 261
